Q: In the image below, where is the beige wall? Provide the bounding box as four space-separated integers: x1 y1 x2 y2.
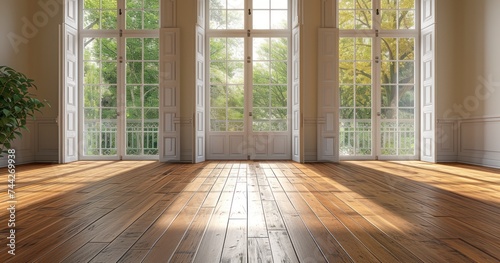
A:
1 0 61 164
460 0 500 118
435 0 462 118
301 0 321 161
0 0 30 73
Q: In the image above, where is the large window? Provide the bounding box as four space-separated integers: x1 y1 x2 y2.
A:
206 0 291 160
81 0 160 159
338 0 418 159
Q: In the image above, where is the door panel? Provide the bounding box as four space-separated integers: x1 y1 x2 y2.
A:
82 37 119 157
339 37 373 157
206 35 291 160
379 37 416 157
124 37 160 156
339 36 417 159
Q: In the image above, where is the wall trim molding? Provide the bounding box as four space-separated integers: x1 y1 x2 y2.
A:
436 116 500 168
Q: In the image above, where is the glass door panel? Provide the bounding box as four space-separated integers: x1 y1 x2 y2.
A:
380 37 416 156
209 37 245 132
125 37 160 156
83 37 119 156
339 37 373 156
252 37 288 132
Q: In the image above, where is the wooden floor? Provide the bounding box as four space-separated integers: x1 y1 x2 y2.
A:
0 161 499 262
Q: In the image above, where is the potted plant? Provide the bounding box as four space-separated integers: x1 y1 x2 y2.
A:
0 66 47 156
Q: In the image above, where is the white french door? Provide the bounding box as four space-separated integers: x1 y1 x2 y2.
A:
206 0 291 160
80 0 160 160
338 0 419 160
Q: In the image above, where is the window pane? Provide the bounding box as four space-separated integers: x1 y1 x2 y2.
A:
253 10 270 29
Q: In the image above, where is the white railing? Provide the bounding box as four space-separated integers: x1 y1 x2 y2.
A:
340 119 415 156
83 119 159 156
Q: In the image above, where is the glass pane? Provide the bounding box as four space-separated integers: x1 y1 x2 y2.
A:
399 86 415 107
272 0 288 9
254 0 269 9
228 0 244 9
398 62 414 84
126 11 142 29
144 62 159 84
227 10 244 29
144 86 159 107
127 40 141 56
271 85 287 107
101 10 117 29
101 86 117 107
356 38 371 60
228 85 244 107
399 38 415 60
253 86 270 107
210 10 227 29
144 11 160 29
253 10 270 29
339 62 354 84
340 85 354 107
355 62 371 84
399 10 415 29
127 86 142 107
381 10 397 30
253 62 270 84
355 10 372 29
228 39 244 60
339 38 355 60
144 38 159 60
356 86 371 107
271 10 288 29
381 38 397 61
381 85 397 107
211 85 226 107
84 86 100 107
126 0 142 9
127 62 143 84
254 38 270 60
381 62 397 84
339 11 354 29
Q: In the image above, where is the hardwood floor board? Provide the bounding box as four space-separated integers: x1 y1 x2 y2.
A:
230 183 247 219
131 192 193 250
442 238 499 263
117 249 150 262
280 213 327 262
268 231 299 263
313 192 421 262
248 238 273 263
143 191 209 262
221 219 247 263
60 242 107 263
248 191 267 238
89 194 178 263
262 201 286 230
258 185 274 201
170 207 214 262
286 192 355 262
194 191 234 263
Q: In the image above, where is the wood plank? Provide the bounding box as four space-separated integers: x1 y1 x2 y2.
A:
221 219 247 263
268 231 299 263
61 243 107 263
248 238 273 263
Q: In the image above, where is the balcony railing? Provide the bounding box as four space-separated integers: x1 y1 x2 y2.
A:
83 119 159 156
340 119 415 156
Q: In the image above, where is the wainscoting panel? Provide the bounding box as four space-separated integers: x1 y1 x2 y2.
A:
458 117 500 167
436 119 458 162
